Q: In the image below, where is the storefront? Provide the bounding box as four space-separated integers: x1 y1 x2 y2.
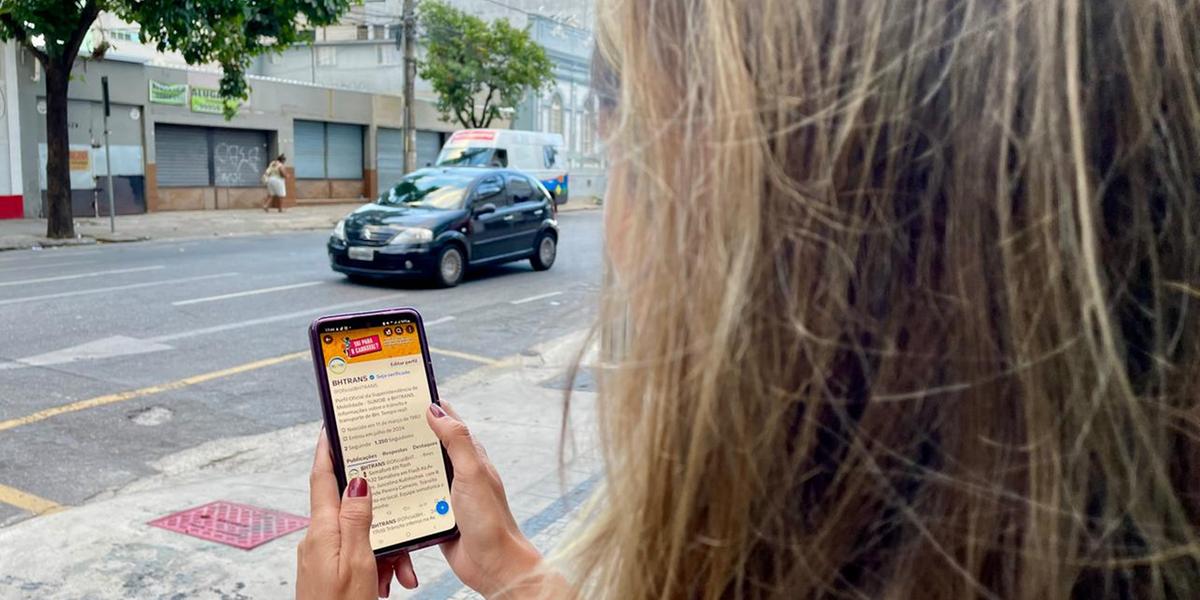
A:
153 123 271 210
375 127 446 192
11 50 462 216
293 119 365 201
35 98 147 216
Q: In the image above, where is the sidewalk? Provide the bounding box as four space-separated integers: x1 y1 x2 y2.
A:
0 331 601 599
0 199 602 252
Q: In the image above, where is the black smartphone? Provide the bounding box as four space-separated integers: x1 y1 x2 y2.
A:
308 307 458 556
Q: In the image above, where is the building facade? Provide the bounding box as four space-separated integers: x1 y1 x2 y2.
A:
4 1 604 220
8 49 466 218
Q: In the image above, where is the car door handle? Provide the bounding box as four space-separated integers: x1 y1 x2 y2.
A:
534 209 543 216
503 215 515 221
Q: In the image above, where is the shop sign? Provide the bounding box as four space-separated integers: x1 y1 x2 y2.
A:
189 87 227 114
69 149 90 172
148 80 187 106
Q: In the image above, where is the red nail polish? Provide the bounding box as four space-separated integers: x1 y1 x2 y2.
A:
430 403 446 418
348 477 368 498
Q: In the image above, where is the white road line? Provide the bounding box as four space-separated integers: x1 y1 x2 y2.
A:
0 260 95 274
424 316 457 327
172 281 326 306
0 273 239 307
0 265 164 288
509 291 564 305
149 293 408 343
0 336 175 370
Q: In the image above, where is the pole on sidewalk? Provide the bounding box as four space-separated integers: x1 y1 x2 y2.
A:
402 0 417 174
101 76 115 233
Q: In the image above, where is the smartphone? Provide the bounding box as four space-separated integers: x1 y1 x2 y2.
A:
309 307 458 556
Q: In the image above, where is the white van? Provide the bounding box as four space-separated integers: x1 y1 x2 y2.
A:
435 129 570 204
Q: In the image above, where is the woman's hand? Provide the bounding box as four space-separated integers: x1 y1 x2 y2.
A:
426 402 551 598
297 428 419 599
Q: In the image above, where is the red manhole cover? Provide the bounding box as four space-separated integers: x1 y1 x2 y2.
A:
148 500 309 550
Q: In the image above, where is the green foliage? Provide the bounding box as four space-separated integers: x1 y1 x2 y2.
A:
417 0 554 128
0 0 354 119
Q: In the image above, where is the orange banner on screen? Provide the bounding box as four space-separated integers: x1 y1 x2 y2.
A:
321 325 421 364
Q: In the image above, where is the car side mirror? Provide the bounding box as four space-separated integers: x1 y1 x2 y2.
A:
473 202 497 216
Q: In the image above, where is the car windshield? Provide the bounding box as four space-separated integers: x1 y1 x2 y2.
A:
436 146 495 167
378 173 473 209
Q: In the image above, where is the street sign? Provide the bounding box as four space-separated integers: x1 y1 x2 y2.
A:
101 76 110 117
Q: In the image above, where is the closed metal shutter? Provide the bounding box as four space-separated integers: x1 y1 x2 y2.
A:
377 127 405 190
294 120 326 179
155 124 210 187
416 130 442 169
327 123 363 179
212 129 268 187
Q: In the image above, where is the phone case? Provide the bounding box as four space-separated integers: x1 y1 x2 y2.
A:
308 307 460 557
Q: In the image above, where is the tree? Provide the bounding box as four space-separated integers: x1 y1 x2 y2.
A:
0 0 352 238
417 0 553 129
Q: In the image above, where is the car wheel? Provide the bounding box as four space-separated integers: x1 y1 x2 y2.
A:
436 245 465 287
530 233 556 271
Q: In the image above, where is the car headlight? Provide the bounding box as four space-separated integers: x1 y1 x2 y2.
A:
388 228 434 245
332 220 346 241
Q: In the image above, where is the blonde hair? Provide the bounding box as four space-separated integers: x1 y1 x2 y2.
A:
559 0 1200 598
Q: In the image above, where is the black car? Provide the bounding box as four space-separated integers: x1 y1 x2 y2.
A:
328 167 559 287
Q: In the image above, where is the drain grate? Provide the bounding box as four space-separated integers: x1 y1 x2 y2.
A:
148 500 308 550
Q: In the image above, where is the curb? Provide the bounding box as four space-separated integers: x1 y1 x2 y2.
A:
93 233 151 244
0 238 97 253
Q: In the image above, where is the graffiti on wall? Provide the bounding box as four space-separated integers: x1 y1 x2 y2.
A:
213 142 264 186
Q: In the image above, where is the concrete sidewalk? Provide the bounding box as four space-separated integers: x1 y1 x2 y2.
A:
0 199 602 252
0 331 601 599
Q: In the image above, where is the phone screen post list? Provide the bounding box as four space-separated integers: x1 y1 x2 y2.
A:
320 323 454 549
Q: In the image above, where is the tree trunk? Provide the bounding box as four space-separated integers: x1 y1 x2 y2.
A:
43 61 75 239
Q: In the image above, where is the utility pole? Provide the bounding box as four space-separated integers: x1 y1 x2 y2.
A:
402 0 417 173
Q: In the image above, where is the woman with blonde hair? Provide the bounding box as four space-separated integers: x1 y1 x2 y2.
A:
296 0 1200 597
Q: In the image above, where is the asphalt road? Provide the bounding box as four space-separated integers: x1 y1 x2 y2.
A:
0 210 602 527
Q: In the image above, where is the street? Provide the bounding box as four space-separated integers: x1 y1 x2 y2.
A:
0 209 602 529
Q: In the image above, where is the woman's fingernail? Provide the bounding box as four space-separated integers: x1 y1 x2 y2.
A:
348 477 368 498
430 403 446 418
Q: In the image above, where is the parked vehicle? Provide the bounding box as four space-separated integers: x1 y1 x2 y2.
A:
434 129 570 204
328 167 559 287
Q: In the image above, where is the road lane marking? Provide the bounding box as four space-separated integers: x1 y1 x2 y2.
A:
172 281 326 306
424 316 456 327
509 291 563 305
0 351 310 433
0 265 164 288
0 336 174 371
149 293 408 343
428 347 510 366
0 259 95 274
0 273 238 307
0 483 63 515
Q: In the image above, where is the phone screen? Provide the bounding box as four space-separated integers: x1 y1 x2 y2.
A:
315 315 455 552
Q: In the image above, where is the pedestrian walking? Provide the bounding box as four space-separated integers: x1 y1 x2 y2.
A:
297 0 1200 598
262 154 287 212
